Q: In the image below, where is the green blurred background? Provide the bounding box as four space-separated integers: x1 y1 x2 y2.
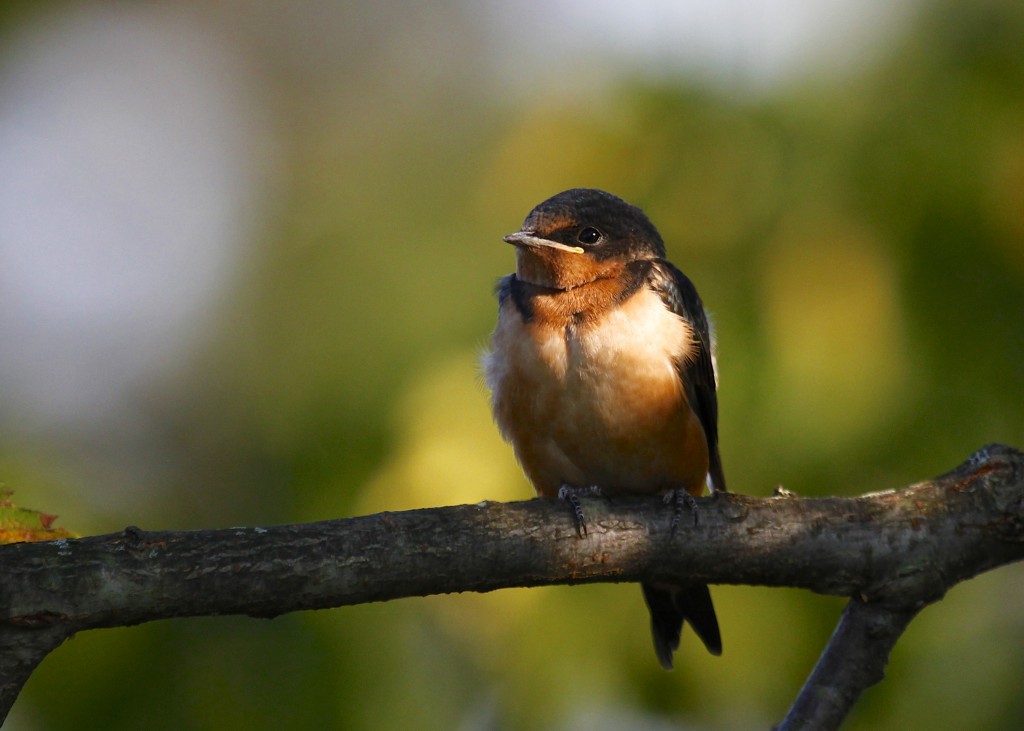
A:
1 0 1022 728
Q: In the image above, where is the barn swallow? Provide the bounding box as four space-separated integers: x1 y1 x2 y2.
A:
483 188 725 668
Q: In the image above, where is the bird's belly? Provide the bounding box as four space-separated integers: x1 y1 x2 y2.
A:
486 288 709 497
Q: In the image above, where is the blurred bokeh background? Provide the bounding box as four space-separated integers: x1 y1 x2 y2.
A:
1 0 1022 728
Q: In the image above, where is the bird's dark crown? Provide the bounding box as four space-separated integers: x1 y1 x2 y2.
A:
519 188 666 261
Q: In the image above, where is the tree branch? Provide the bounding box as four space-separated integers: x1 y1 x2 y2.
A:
0 444 1021 726
776 599 918 730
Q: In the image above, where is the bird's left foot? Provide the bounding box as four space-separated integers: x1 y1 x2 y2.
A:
664 489 699 536
557 485 602 537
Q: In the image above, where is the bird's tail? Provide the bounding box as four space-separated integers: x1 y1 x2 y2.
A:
641 582 722 669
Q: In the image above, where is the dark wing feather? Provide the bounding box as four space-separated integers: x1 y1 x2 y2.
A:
496 274 535 322
495 274 513 309
641 259 727 664
646 259 726 492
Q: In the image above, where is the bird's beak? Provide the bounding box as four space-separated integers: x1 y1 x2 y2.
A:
503 231 585 254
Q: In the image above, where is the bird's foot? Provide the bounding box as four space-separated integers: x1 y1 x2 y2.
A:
557 485 602 537
664 489 699 537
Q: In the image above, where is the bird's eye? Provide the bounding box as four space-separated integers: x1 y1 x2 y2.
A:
577 227 602 245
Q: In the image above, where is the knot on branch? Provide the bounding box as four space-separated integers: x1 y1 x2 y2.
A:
969 445 1024 535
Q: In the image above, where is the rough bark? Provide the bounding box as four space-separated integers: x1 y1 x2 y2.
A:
0 444 1021 727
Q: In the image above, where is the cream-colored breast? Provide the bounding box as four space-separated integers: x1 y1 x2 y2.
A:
568 288 695 424
485 286 706 497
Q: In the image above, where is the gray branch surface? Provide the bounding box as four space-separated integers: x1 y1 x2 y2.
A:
1 444 1022 729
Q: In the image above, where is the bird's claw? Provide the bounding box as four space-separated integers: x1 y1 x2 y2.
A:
665 489 699 536
558 485 602 537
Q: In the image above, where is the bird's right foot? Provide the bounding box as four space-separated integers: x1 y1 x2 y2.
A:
664 489 699 537
557 485 602 537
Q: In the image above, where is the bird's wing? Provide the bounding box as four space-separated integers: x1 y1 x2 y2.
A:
646 259 726 492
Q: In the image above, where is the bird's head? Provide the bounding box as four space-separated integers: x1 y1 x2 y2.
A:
503 188 665 290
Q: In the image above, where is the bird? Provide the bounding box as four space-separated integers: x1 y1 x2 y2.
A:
483 188 725 669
